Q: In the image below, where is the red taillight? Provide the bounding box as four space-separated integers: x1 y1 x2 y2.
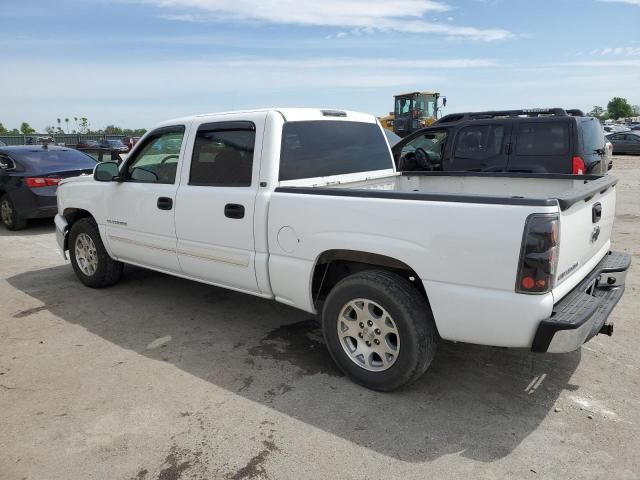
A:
516 213 560 294
572 156 585 175
25 177 61 188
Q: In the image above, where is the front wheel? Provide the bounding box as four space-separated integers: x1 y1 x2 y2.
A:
321 270 437 391
69 217 123 288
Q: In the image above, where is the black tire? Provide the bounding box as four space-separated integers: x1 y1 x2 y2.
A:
321 270 437 391
69 217 123 288
0 194 27 231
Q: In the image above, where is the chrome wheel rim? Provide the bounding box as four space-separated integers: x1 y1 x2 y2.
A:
1 200 12 225
337 298 400 372
75 233 98 276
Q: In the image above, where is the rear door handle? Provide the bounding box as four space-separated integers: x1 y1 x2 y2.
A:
157 197 173 210
224 204 245 219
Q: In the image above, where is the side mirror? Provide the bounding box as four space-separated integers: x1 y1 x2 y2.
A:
94 162 119 182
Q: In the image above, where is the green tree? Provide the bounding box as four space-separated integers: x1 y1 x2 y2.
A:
0 122 8 134
45 126 56 135
64 118 69 133
79 117 90 134
588 106 605 119
19 122 35 135
632 105 640 117
104 125 123 135
9 128 19 134
607 97 633 119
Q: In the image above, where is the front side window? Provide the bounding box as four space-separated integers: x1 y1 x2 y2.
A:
395 97 410 116
279 121 392 181
189 127 255 187
126 127 185 183
399 130 448 170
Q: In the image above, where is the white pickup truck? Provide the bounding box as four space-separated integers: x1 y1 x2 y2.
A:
55 108 630 391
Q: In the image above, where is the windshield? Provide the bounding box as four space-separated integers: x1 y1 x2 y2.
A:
279 121 392 181
413 95 436 118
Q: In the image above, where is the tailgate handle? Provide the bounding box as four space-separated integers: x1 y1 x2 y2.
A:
592 202 602 223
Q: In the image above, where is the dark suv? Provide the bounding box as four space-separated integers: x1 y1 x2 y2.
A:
393 108 609 175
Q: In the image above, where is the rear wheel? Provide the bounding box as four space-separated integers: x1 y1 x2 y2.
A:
0 194 27 231
321 270 437 391
69 217 123 288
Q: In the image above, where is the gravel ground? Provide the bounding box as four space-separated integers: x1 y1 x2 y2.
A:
1 155 638 480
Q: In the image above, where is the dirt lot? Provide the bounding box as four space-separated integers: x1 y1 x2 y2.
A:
1 156 638 480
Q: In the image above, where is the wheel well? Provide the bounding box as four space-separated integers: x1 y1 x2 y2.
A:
311 250 427 308
61 208 94 250
63 208 93 225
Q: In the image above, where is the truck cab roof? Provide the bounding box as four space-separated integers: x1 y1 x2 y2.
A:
156 108 379 129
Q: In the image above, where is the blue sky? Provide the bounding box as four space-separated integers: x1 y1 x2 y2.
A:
1 0 639 131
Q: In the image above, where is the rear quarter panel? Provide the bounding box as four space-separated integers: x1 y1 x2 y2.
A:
267 192 558 347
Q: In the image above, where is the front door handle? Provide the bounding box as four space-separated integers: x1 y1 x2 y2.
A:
157 197 173 210
224 203 245 219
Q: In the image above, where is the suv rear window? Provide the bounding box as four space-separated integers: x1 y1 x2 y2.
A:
515 122 569 156
279 121 391 181
580 117 605 152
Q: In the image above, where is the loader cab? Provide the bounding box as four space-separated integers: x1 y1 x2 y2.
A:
393 92 443 137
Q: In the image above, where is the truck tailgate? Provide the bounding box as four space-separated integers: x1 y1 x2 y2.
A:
553 177 617 301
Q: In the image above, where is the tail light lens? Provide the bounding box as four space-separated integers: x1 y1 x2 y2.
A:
572 156 585 175
516 213 560 294
25 177 61 188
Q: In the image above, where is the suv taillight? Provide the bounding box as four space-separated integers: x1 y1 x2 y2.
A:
516 213 560 294
572 156 585 175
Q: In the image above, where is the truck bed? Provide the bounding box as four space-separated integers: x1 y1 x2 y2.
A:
279 171 617 212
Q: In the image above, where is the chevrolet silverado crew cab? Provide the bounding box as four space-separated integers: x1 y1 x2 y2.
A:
54 108 630 391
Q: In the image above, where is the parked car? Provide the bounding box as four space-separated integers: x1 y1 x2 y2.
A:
54 108 630 391
75 139 102 149
0 145 97 230
122 136 141 150
394 108 609 175
607 131 640 154
603 124 630 134
25 136 55 145
106 138 129 152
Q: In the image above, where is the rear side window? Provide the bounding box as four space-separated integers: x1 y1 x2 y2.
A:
453 124 505 161
0 154 15 170
279 121 392 181
515 122 569 156
580 118 605 153
190 126 255 187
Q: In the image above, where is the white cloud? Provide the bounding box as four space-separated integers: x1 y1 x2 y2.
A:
563 59 640 67
591 46 640 56
598 0 640 5
145 0 513 41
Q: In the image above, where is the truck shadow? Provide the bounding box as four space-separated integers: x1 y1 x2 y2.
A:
8 265 581 464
